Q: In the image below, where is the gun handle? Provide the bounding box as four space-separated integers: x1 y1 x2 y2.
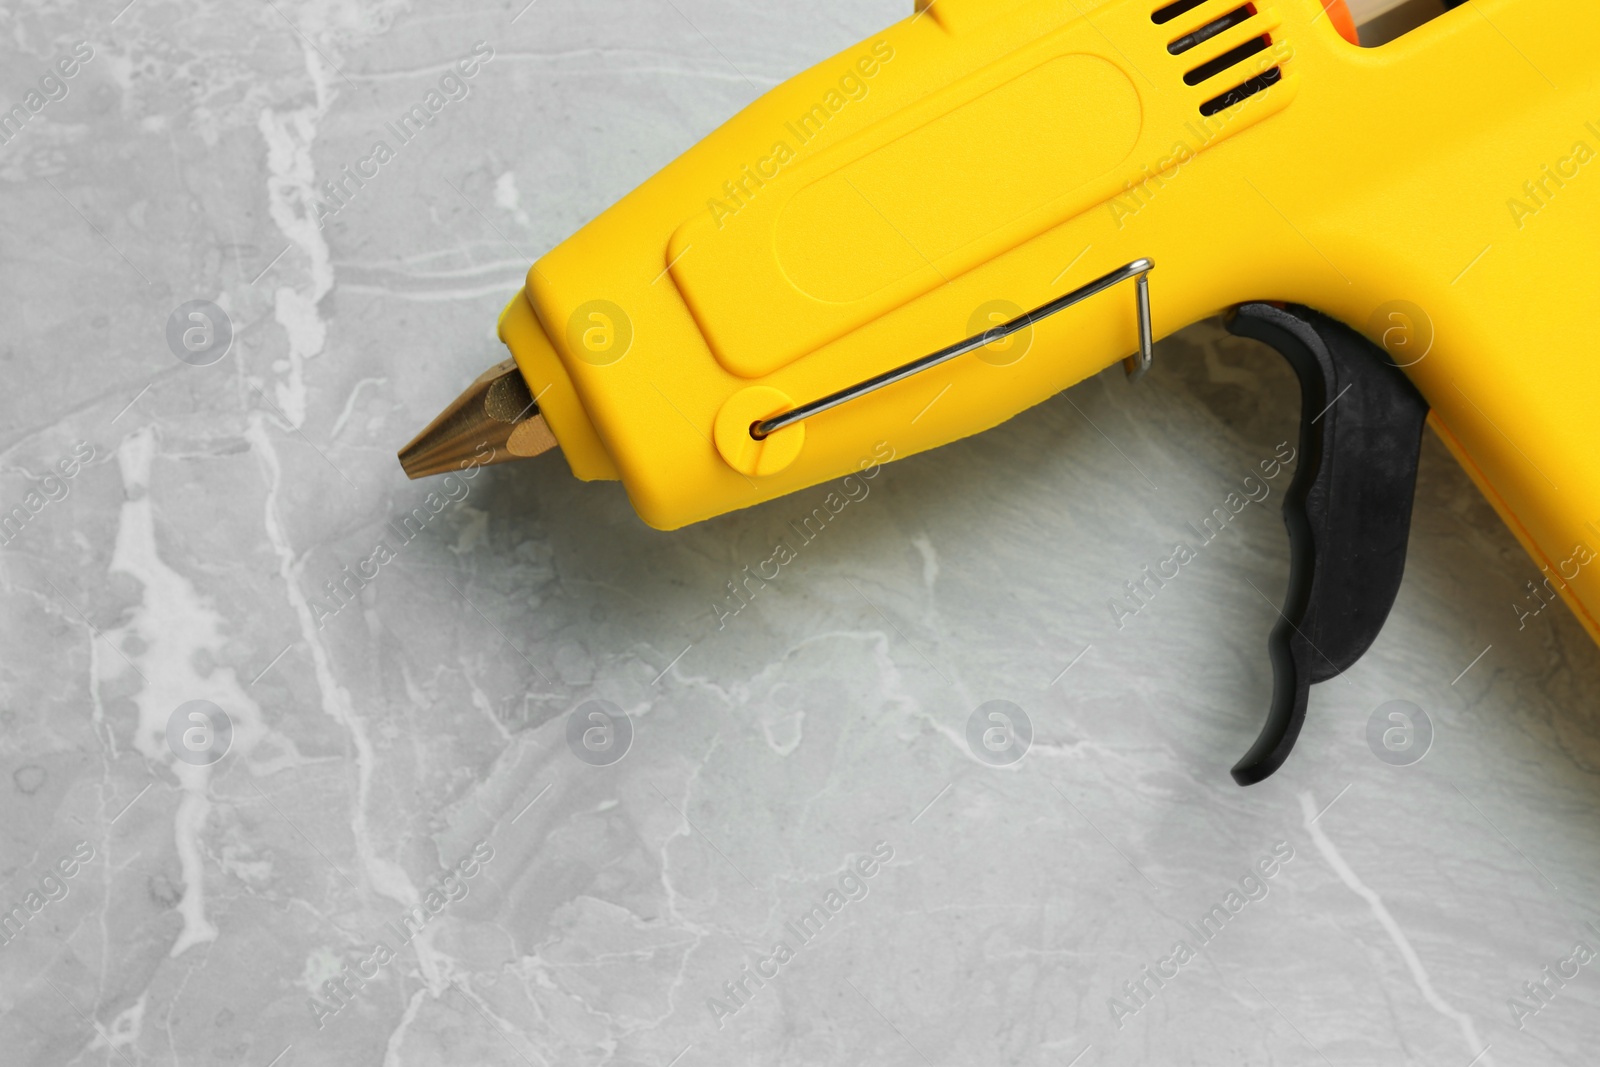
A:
1225 304 1430 785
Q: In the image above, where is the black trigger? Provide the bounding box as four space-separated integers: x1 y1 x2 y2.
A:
1223 303 1430 786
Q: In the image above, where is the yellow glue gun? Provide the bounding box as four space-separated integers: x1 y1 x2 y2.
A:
400 0 1600 784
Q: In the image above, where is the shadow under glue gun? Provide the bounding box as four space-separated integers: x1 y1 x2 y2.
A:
399 0 1600 785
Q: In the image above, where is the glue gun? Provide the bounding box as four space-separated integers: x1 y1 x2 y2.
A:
399 0 1600 785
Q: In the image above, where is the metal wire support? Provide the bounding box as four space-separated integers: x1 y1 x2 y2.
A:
750 258 1156 440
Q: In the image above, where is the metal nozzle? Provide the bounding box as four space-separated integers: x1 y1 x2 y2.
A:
398 359 559 479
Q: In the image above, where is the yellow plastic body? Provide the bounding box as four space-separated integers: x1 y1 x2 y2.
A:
498 0 1600 645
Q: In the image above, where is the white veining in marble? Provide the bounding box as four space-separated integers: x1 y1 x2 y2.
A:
2 1 1598 1065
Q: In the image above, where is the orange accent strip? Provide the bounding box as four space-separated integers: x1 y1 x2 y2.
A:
1322 0 1360 44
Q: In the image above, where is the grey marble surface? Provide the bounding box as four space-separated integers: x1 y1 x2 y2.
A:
3 1 1599 1065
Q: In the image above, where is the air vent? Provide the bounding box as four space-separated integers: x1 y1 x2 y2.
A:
1185 36 1271 84
1199 67 1282 115
1151 0 1286 117
1167 5 1254 55
1151 0 1209 24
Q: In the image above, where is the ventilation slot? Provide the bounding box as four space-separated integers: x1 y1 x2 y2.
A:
1184 36 1270 85
1199 66 1281 116
1154 0 1283 118
1150 0 1210 24
1167 5 1254 54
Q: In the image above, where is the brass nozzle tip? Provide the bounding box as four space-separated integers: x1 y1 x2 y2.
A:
399 359 559 479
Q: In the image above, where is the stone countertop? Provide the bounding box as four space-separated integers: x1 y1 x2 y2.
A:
2 1 1597 1064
